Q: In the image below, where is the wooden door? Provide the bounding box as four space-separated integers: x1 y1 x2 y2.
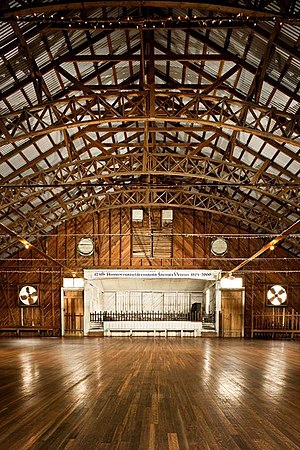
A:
220 290 244 338
63 290 84 336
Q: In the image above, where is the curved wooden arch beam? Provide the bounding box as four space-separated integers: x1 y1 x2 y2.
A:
0 94 299 147
0 188 296 237
0 154 298 214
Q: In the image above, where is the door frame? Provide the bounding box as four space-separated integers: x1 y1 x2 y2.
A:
61 287 84 336
219 288 245 337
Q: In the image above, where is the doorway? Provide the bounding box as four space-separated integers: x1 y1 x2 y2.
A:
63 290 84 335
220 289 244 337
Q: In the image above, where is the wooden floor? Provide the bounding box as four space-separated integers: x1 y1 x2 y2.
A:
0 338 300 450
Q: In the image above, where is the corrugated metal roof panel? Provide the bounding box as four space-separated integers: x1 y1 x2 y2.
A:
7 153 27 169
0 162 14 177
0 143 15 156
286 160 300 174
21 147 40 161
281 24 300 42
235 70 255 95
6 90 31 110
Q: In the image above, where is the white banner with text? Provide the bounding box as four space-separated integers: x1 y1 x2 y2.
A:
84 269 220 280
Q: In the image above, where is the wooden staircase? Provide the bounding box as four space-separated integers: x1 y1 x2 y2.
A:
201 322 218 337
88 321 104 337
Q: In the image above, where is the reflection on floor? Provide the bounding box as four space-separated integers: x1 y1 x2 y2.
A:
0 338 299 449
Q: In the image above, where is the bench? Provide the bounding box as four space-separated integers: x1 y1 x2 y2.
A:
0 327 54 337
253 329 300 339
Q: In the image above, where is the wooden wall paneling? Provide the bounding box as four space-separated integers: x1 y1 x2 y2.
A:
172 210 184 266
56 225 66 271
94 212 100 266
74 214 94 268
0 273 15 325
193 210 205 268
0 267 62 333
99 211 110 266
120 209 131 267
204 212 213 268
109 210 112 266
47 230 56 261
110 209 121 267
0 209 299 335
250 273 254 338
183 211 195 266
63 289 84 335
67 218 76 267
51 271 55 329
120 208 132 267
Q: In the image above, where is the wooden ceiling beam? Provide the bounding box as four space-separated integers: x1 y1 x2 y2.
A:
0 188 293 239
0 121 142 185
247 22 300 62
10 21 52 104
201 64 240 95
0 29 114 103
227 219 300 276
66 54 237 62
0 222 78 275
247 21 282 103
1 93 299 148
0 2 281 18
187 29 300 105
2 116 298 148
56 66 96 95
68 84 222 91
1 153 298 211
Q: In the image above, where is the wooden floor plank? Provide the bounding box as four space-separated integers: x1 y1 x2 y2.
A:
0 338 299 449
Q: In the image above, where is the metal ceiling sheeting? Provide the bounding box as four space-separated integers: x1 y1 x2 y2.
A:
0 0 299 258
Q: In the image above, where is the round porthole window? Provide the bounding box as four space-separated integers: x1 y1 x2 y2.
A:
78 237 94 256
211 238 228 256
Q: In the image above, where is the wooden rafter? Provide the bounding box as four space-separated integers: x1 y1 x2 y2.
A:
0 1 299 260
0 188 293 238
0 154 298 209
0 2 284 18
1 93 299 147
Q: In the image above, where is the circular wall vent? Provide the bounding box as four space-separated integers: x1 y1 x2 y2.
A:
267 285 287 306
78 237 94 256
211 238 228 256
19 285 38 306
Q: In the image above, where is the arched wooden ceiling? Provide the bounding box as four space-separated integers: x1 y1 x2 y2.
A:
0 0 299 258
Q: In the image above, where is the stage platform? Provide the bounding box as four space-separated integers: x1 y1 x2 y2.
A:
102 320 203 337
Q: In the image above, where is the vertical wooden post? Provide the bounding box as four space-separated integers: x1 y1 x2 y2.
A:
251 274 254 339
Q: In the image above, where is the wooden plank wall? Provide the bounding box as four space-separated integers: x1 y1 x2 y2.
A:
0 208 299 335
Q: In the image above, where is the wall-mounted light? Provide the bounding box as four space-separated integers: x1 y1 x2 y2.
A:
220 276 243 289
20 239 31 249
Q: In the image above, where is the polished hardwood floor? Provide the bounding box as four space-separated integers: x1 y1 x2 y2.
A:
0 338 299 450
